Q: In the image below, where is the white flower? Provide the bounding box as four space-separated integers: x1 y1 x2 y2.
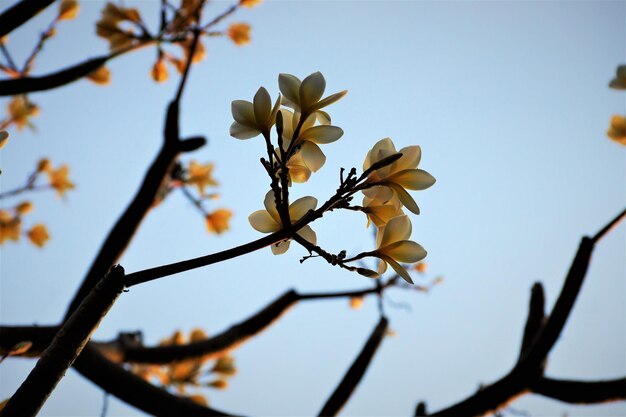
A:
278 72 347 114
248 190 317 254
230 87 281 139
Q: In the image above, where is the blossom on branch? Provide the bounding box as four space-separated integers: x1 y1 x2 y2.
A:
278 71 347 115
230 87 281 139
248 190 317 255
372 215 426 284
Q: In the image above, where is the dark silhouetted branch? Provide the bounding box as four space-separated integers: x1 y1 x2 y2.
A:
0 0 55 38
0 266 126 417
63 30 205 320
422 207 626 416
517 282 545 363
530 376 626 404
73 344 235 417
0 325 58 358
318 317 388 417
0 56 109 96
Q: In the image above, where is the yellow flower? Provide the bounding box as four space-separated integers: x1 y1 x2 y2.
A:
0 211 21 244
248 190 317 255
86 66 111 85
37 158 51 172
609 65 626 90
96 3 141 50
227 23 251 46
362 138 435 214
607 115 626 145
27 224 50 248
0 130 8 149
349 296 364 310
230 87 281 139
15 201 33 215
205 209 232 235
58 0 79 20
151 58 168 83
240 0 262 8
361 202 404 228
7 96 39 130
186 161 218 194
189 328 208 342
373 215 426 284
47 164 75 197
278 72 347 114
180 37 206 64
212 355 236 376
208 379 228 390
279 109 343 175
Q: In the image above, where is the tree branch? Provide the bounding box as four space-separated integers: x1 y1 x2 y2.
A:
423 206 626 416
530 376 626 405
318 317 388 417
0 266 126 417
0 0 56 39
517 282 545 364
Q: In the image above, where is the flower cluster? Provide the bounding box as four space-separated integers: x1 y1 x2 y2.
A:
0 96 40 131
608 65 626 145
230 72 435 283
0 202 49 248
94 1 260 84
131 328 236 403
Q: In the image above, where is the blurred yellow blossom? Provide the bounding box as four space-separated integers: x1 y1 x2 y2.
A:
151 59 168 83
373 215 426 284
212 355 236 376
37 158 51 173
414 261 428 273
227 23 251 46
0 211 21 244
187 394 208 406
15 202 33 215
96 3 141 51
248 190 317 255
189 328 208 342
7 96 39 130
205 209 232 235
58 0 79 20
362 138 435 215
47 165 75 197
186 161 218 194
609 65 626 90
86 66 111 85
240 0 262 8
349 296 364 310
607 115 626 145
0 130 8 149
278 72 347 114
208 379 228 390
230 87 281 139
27 224 50 248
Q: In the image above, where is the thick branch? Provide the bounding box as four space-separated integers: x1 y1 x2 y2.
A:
530 376 626 404
72 344 235 417
424 207 626 416
0 56 110 96
0 266 126 417
318 317 389 417
0 0 56 38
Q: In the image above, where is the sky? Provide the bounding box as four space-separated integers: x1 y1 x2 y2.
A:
0 1 625 416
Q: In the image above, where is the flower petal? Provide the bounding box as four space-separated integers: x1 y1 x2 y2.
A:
394 145 421 171
315 110 331 125
382 255 414 284
278 73 301 108
387 169 436 190
231 100 256 127
300 142 326 172
288 196 317 220
388 183 420 214
377 259 388 275
379 240 426 263
300 125 344 144
310 90 348 112
230 121 260 139
296 224 317 246
263 190 282 224
379 214 412 248
299 71 326 111
271 239 291 255
248 210 279 233
287 162 312 183
253 87 271 128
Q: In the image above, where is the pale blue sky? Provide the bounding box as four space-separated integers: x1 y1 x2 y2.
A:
1 1 625 416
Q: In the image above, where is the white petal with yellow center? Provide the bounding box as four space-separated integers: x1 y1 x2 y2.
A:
248 210 279 233
253 87 271 128
278 73 301 107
